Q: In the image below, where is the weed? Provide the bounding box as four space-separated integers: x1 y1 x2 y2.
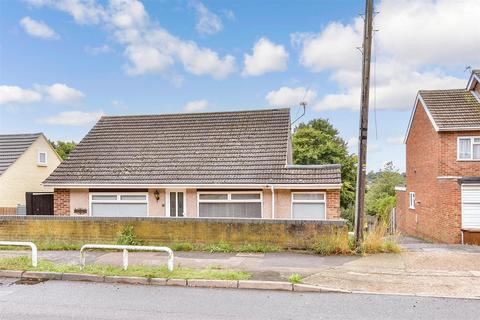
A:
288 273 303 284
116 226 142 246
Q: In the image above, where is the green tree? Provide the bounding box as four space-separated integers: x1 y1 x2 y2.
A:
49 140 77 160
292 119 357 211
365 161 405 221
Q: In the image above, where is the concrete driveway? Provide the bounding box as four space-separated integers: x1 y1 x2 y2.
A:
304 237 480 299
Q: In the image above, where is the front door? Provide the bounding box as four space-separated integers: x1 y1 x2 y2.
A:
167 190 186 217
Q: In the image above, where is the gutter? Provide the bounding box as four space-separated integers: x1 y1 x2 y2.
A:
43 183 343 189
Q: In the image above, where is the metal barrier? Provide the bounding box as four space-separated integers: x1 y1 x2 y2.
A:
0 241 37 267
80 244 174 271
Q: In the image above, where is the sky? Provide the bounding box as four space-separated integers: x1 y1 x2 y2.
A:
0 0 479 172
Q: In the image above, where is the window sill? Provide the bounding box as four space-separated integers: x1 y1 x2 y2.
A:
37 163 48 167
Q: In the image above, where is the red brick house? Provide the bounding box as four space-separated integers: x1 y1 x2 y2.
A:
396 70 480 244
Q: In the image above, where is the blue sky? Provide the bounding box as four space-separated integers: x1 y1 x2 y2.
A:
1 0 479 171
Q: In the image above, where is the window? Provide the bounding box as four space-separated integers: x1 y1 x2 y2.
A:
37 151 47 166
291 192 326 220
458 137 480 160
90 193 148 217
198 192 262 218
167 190 185 217
409 192 416 209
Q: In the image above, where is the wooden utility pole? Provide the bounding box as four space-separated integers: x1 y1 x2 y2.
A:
354 0 374 248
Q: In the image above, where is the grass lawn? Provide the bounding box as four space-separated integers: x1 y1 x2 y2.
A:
0 256 251 280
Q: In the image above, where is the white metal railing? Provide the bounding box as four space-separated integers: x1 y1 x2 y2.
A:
80 244 174 271
0 241 38 267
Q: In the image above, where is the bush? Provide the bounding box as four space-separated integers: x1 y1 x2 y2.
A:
116 226 142 246
361 222 400 254
311 229 352 255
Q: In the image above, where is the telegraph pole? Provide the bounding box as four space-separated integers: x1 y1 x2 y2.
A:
354 0 374 248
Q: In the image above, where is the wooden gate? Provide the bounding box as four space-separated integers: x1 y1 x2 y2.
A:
25 192 54 215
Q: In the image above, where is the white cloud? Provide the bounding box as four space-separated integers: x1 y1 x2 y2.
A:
0 85 42 105
25 0 106 25
190 1 223 36
387 136 405 145
20 16 59 39
34 83 85 103
293 0 480 111
243 38 288 76
29 0 236 79
38 110 103 126
265 86 316 108
85 44 112 55
184 99 208 112
291 19 363 73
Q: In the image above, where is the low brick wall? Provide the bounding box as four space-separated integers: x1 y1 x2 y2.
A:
0 216 347 249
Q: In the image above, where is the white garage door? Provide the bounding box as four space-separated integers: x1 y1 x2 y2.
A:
461 185 480 229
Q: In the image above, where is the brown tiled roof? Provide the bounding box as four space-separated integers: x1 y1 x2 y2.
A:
419 89 480 130
44 108 341 185
0 133 41 176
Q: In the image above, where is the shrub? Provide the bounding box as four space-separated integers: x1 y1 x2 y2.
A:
311 229 352 255
116 226 142 246
361 222 400 254
288 273 303 284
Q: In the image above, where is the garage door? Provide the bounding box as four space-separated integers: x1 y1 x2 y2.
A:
461 185 480 229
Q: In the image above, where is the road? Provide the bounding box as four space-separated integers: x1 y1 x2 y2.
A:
0 277 478 320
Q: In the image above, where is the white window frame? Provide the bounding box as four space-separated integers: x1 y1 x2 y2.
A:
409 192 416 209
166 189 187 217
291 191 327 220
37 151 48 166
89 192 149 217
457 137 480 161
197 191 263 219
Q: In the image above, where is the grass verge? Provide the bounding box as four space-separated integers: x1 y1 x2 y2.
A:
0 256 250 280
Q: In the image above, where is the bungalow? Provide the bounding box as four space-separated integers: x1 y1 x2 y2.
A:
396 70 480 244
43 108 342 220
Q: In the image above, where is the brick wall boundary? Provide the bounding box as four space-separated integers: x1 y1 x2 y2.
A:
0 216 347 250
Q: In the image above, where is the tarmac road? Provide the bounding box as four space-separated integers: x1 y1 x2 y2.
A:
0 277 478 320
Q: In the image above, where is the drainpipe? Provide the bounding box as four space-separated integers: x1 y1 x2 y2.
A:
270 185 275 219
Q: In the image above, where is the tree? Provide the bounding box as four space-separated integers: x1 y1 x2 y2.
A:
365 161 405 221
292 119 357 211
50 140 77 160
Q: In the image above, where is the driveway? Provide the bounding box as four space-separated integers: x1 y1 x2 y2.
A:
304 237 480 299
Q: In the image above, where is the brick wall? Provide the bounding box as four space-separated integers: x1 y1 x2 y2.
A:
398 100 472 243
54 188 70 215
439 131 480 177
0 216 347 250
0 207 16 215
326 189 341 219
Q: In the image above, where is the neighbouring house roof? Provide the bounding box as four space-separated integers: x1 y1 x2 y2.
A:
44 108 342 186
0 133 42 176
404 70 480 142
418 89 480 130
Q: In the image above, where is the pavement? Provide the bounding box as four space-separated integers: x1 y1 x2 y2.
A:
1 236 479 299
1 278 478 320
